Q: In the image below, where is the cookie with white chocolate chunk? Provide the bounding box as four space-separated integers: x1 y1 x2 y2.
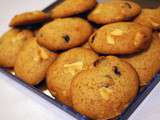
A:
0 29 33 67
134 8 160 30
14 38 57 85
123 32 160 86
89 22 152 55
71 56 139 120
47 48 98 106
88 0 141 24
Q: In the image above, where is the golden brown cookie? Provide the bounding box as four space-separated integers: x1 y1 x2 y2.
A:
47 48 98 106
71 56 139 120
134 8 160 30
123 32 160 86
15 38 57 85
37 18 93 50
88 0 141 24
51 0 97 18
89 22 152 55
0 29 33 67
9 11 51 27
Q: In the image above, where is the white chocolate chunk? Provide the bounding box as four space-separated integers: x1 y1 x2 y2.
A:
107 35 115 45
134 32 143 46
99 87 112 101
33 56 41 62
64 61 83 75
151 20 160 27
111 29 124 36
39 47 49 60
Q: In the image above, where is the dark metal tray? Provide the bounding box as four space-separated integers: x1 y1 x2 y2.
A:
0 0 160 120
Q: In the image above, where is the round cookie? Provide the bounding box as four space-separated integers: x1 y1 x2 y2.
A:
37 18 93 50
89 22 152 55
47 48 98 106
9 11 51 27
88 0 141 24
123 32 160 86
15 38 57 85
134 8 160 30
0 29 33 67
71 56 139 120
51 0 97 18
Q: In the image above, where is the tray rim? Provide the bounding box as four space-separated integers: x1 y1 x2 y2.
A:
1 67 159 120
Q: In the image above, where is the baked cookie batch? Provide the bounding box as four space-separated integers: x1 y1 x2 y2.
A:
0 0 160 119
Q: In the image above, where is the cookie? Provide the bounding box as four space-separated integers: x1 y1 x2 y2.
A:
88 0 141 24
9 11 51 27
15 38 57 85
123 32 160 86
37 18 93 50
51 0 97 18
89 22 152 55
71 56 139 120
0 29 33 67
134 8 160 30
47 48 98 106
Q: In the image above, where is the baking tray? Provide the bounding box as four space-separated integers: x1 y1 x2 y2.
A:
0 0 160 120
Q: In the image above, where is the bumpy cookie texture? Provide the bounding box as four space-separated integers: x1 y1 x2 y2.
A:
88 0 141 24
10 11 51 27
15 38 57 85
123 33 160 86
134 8 160 30
71 56 139 120
89 22 152 55
47 48 98 106
0 29 33 67
51 0 97 18
37 18 93 50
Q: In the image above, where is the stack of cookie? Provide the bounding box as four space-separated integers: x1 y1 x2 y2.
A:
0 0 160 119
